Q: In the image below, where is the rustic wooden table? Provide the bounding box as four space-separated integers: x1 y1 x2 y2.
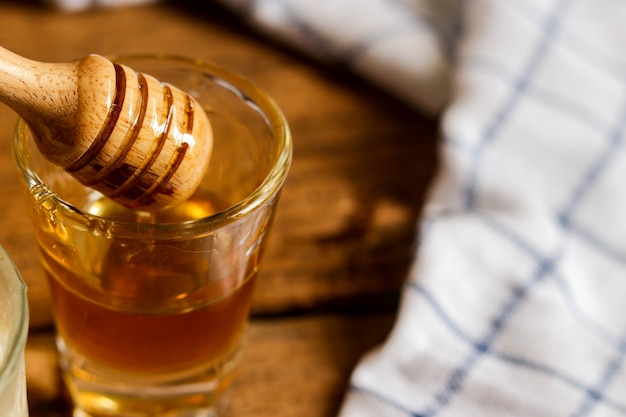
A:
0 2 439 416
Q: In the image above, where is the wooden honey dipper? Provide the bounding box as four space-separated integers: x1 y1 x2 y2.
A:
0 47 213 210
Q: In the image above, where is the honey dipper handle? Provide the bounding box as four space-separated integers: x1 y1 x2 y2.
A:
0 47 116 166
0 46 79 120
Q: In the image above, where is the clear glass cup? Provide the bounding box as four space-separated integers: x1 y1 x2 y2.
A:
0 246 29 417
13 55 292 417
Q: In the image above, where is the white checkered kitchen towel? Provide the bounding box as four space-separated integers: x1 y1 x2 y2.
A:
48 0 626 415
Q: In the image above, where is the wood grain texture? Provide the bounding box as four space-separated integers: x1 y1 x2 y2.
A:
0 1 439 415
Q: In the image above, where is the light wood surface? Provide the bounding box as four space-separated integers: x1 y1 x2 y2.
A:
0 1 439 416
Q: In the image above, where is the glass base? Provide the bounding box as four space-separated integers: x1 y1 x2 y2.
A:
60 337 240 417
65 372 233 417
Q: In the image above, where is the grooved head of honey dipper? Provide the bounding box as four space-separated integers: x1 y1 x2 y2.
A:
108 92 215 211
64 56 214 211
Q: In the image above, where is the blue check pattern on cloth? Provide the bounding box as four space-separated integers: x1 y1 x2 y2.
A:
214 0 626 415
49 0 626 414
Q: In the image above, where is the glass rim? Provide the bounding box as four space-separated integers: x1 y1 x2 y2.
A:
0 246 29 386
12 54 293 234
